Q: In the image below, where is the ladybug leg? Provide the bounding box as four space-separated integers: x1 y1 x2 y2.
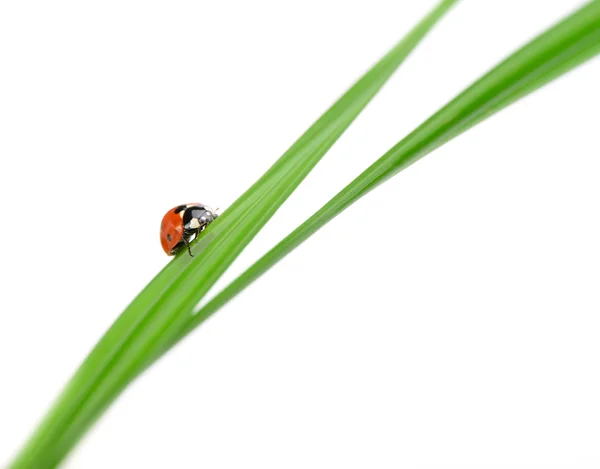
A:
182 236 194 257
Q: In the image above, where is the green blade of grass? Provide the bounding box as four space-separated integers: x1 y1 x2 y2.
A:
168 1 600 351
11 2 457 467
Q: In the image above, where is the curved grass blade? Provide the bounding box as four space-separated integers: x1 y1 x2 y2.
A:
170 1 600 349
10 2 458 467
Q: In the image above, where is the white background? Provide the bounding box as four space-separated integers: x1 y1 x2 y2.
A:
1 1 599 468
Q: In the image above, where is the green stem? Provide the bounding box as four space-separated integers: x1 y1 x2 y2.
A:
10 2 458 467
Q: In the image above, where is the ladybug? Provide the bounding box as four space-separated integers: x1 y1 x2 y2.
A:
160 203 218 256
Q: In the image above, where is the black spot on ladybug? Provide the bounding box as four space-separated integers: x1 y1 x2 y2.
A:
167 233 172 242
174 205 187 214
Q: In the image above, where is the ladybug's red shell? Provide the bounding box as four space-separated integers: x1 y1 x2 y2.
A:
160 208 185 255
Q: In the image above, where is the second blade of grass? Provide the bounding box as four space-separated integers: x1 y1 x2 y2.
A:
172 1 600 348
